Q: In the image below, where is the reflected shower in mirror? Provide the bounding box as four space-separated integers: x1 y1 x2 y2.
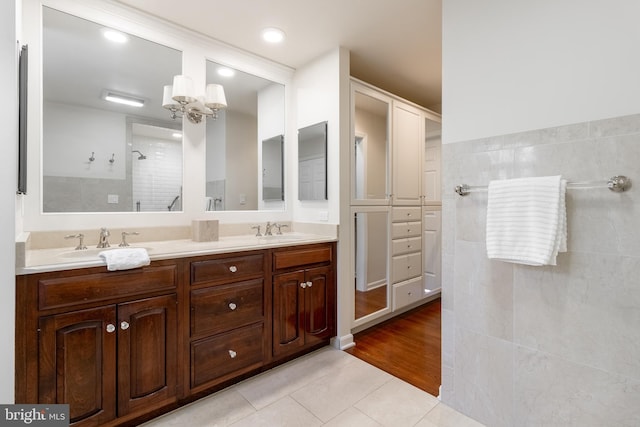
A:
354 210 389 320
298 121 327 200
42 7 182 212
205 60 285 211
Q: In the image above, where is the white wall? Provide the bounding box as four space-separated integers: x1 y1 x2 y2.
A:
2 0 17 404
443 0 640 144
443 1 640 425
292 48 344 224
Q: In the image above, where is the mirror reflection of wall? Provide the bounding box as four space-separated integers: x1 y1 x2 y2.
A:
41 7 182 213
298 121 328 201
205 60 285 211
262 135 284 201
353 91 389 202
354 210 389 320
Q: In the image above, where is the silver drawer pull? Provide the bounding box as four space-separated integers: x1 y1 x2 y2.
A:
228 302 237 310
300 282 307 288
229 265 238 273
228 350 237 359
106 324 116 333
120 321 130 330
306 281 313 288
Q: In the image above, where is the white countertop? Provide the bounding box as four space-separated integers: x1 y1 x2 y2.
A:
18 232 337 275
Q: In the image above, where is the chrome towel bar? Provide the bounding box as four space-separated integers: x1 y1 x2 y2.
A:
454 175 631 196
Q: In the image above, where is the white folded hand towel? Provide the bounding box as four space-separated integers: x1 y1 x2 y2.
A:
486 175 567 266
99 247 150 271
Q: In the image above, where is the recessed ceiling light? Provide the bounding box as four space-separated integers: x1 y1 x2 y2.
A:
262 27 285 44
102 28 128 44
217 67 235 77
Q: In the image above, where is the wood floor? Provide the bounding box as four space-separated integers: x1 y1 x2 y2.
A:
346 298 441 396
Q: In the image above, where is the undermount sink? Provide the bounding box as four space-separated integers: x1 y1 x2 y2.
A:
58 247 152 259
257 234 308 243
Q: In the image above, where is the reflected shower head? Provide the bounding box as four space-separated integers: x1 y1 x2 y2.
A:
132 150 146 160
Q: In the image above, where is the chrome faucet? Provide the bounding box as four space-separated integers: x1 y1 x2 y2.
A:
97 227 110 248
265 221 275 236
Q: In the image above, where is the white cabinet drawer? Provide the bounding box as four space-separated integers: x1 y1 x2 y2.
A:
392 236 422 256
392 252 422 283
392 207 422 222
392 277 423 310
391 221 422 239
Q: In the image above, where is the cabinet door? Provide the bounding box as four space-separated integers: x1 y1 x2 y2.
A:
117 295 177 417
392 101 423 205
273 270 306 357
39 306 117 426
304 266 335 346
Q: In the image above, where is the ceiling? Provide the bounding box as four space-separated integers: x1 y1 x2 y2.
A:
115 0 442 113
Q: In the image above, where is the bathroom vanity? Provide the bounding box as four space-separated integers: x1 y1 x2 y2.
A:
15 236 336 427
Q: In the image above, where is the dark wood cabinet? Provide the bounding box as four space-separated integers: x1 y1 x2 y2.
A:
272 244 336 358
17 262 179 427
188 251 268 393
39 306 117 426
38 295 177 426
16 242 336 426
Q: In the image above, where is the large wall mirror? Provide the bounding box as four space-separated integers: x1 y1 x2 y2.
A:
42 7 183 213
205 60 285 211
352 87 390 204
298 121 327 201
353 209 390 323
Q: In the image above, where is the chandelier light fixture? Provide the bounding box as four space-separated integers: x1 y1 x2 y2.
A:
162 75 227 124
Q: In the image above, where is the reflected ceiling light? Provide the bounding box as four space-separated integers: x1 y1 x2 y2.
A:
162 75 227 124
262 27 285 43
172 132 182 139
217 67 235 77
102 29 128 43
102 90 144 107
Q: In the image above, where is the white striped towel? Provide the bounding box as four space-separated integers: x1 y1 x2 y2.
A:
486 175 567 266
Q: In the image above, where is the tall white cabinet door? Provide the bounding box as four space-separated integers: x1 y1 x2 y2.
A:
392 101 423 205
423 116 442 204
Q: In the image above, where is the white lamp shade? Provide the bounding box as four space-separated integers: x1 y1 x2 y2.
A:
172 75 197 104
205 84 227 109
162 85 178 108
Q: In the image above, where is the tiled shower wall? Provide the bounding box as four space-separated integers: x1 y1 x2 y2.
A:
441 114 640 426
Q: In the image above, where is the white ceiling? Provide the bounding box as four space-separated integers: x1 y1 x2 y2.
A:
115 0 442 112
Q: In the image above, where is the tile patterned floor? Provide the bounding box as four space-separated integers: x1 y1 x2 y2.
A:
141 347 484 427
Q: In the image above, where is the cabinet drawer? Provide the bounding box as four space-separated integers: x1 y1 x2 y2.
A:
273 245 332 270
191 254 264 286
391 221 422 239
190 323 263 388
191 279 264 338
392 252 422 283
393 277 423 310
38 265 177 310
392 236 422 256
392 207 422 222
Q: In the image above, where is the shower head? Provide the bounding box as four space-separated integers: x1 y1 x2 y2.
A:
132 150 146 160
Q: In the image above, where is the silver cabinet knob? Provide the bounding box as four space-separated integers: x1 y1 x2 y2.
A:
229 265 237 273
300 282 307 288
120 321 130 330
306 281 313 288
228 302 237 310
228 350 237 359
106 324 116 333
